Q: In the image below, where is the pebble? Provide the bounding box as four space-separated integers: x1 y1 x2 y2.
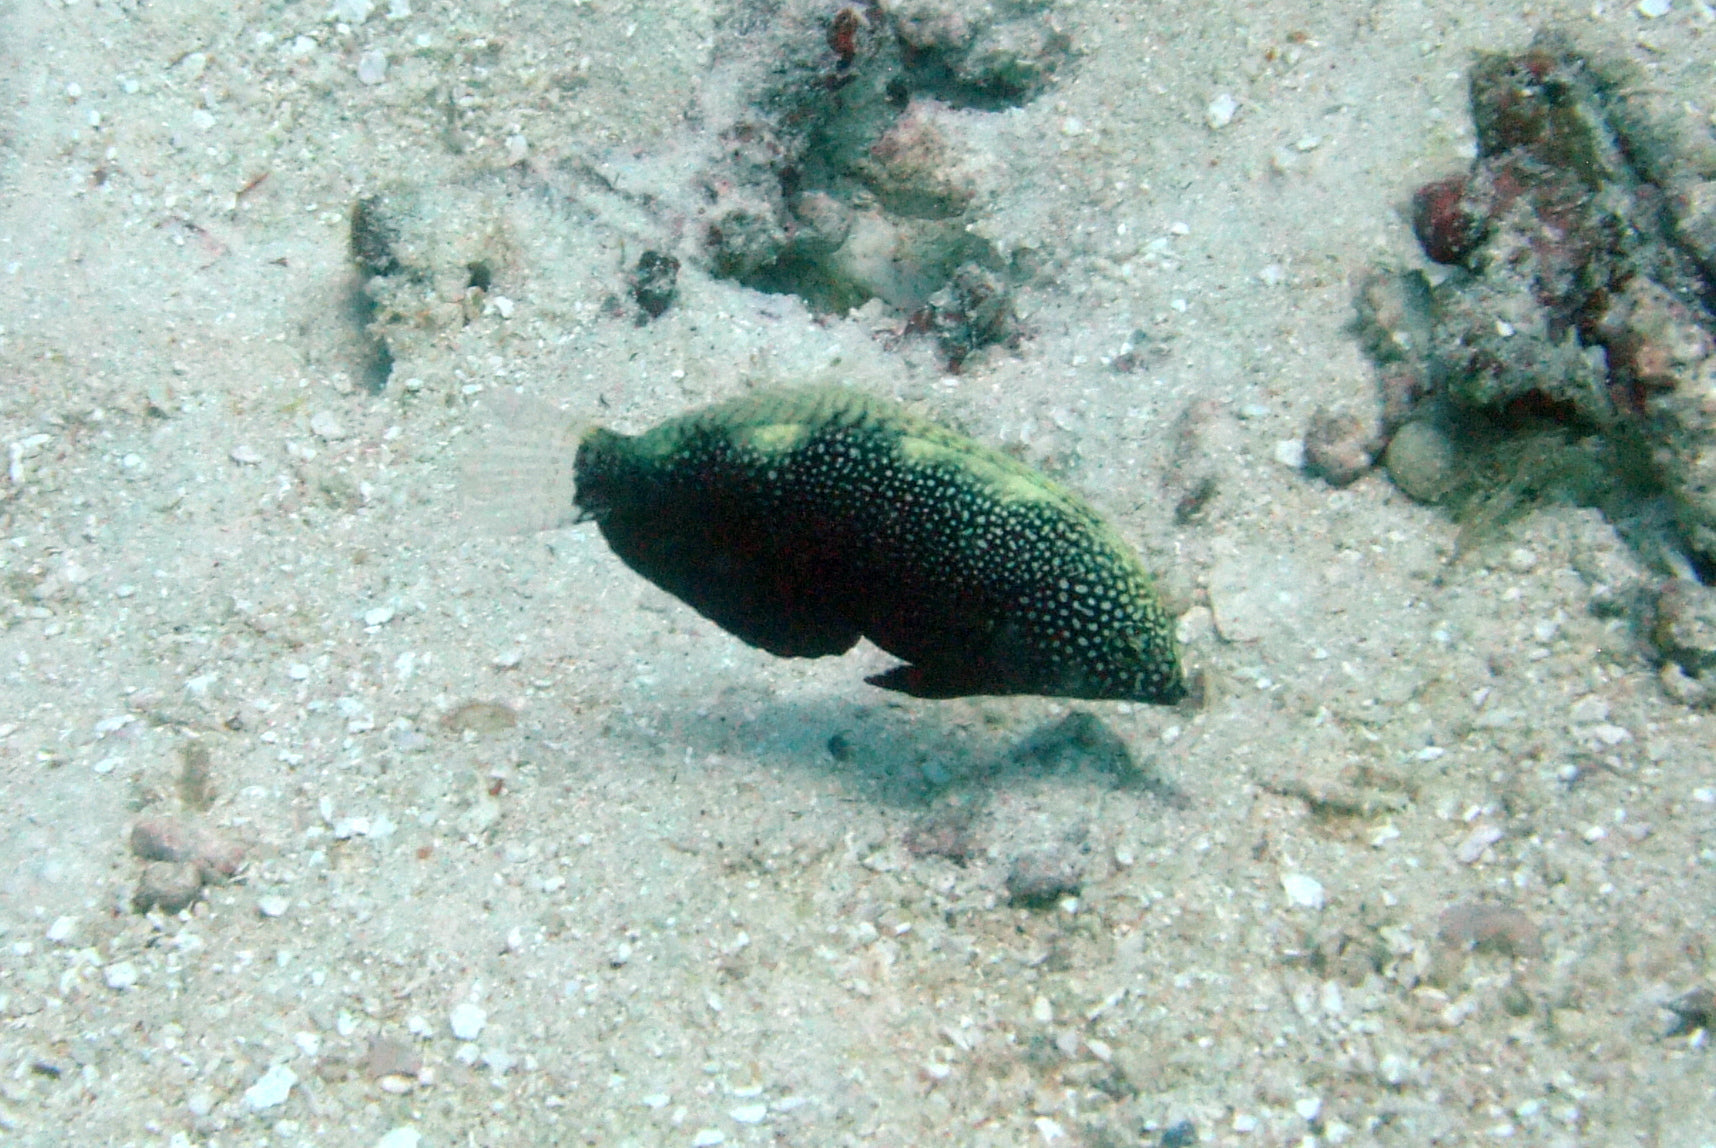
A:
691 1130 726 1147
357 50 389 85
257 894 291 918
46 915 76 944
1377 1053 1413 1086
364 605 396 627
374 1129 422 1148
1273 438 1306 470
1206 93 1239 129
1590 723 1631 746
309 410 346 440
104 960 140 990
449 1001 487 1040
1569 695 1610 724
331 813 368 840
230 443 263 465
1455 823 1504 864
243 1063 298 1111
9 432 52 484
730 1103 768 1124
1281 871 1326 909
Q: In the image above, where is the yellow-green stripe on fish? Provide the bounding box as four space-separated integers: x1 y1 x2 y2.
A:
573 386 1185 703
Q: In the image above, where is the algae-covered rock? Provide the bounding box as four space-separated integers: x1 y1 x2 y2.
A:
1384 420 1455 504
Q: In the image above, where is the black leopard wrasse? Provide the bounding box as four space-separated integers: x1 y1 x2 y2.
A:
573 386 1185 703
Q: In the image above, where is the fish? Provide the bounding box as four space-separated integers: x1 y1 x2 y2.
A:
573 385 1185 703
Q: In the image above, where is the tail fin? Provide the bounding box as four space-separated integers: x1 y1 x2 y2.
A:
458 391 585 535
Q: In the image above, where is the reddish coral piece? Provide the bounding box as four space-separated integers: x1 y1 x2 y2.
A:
827 7 861 68
1412 175 1488 265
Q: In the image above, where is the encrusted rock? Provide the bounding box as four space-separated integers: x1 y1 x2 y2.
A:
1354 30 1716 589
1411 175 1489 266
858 99 979 219
1674 179 1716 280
1652 578 1716 677
1303 407 1379 486
134 861 205 914
1383 420 1455 504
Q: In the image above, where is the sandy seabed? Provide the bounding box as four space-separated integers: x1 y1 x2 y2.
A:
2 0 1714 1145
